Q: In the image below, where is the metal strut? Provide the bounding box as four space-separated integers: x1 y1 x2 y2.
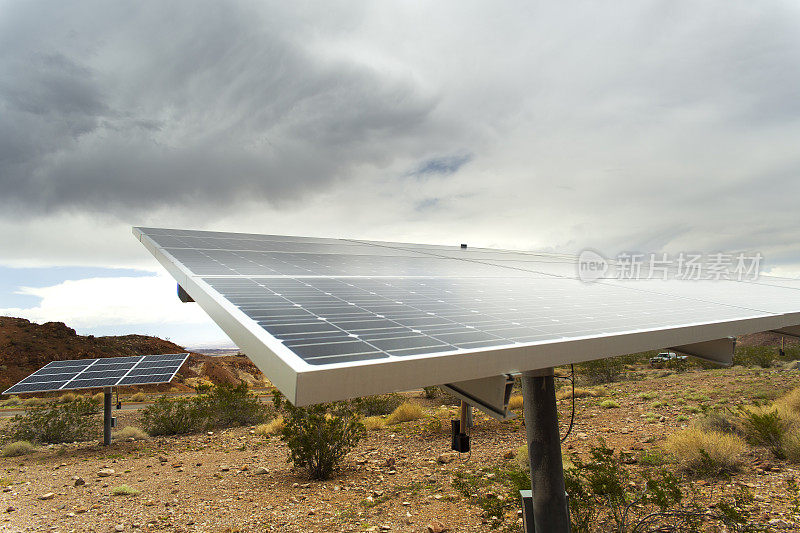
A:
521 368 572 532
103 387 113 446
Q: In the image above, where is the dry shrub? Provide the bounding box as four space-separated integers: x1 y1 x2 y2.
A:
112 426 149 440
111 484 140 496
255 416 284 436
783 428 800 463
91 392 105 403
24 397 48 407
1 440 36 457
129 392 147 402
363 416 386 431
664 428 747 475
386 401 425 425
2 395 22 407
557 387 607 400
507 395 523 410
600 400 620 409
693 412 738 435
59 392 77 403
775 387 800 414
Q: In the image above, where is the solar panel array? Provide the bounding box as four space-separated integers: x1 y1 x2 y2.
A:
3 353 189 395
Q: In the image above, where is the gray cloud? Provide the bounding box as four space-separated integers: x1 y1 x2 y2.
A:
0 1 453 214
1 1 800 273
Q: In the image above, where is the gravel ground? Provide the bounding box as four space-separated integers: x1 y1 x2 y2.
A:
2 366 800 532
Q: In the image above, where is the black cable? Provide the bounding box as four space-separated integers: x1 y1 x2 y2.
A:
559 364 576 443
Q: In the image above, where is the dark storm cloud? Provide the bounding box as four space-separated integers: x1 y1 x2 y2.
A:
0 1 442 214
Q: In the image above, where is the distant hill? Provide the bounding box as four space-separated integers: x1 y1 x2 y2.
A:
0 317 266 395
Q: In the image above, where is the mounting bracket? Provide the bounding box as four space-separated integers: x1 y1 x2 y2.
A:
441 374 516 420
669 336 736 365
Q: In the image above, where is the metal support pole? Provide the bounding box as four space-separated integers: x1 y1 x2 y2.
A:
521 368 571 533
103 387 112 446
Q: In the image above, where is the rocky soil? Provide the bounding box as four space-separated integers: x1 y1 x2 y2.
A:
2 366 800 532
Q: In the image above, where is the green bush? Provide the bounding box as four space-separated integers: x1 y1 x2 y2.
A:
733 346 776 368
351 393 404 417
273 391 365 480
139 383 268 436
739 408 787 459
422 386 439 399
452 465 530 529
6 398 99 444
578 357 624 385
199 382 268 428
139 397 204 436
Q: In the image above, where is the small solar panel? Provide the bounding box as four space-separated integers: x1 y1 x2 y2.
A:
3 353 189 395
134 227 800 406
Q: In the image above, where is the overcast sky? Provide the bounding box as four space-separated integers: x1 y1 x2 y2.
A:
1 1 799 347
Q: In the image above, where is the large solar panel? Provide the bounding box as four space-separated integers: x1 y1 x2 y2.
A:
3 353 189 395
133 227 800 405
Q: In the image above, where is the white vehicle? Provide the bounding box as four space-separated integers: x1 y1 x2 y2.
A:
649 351 688 368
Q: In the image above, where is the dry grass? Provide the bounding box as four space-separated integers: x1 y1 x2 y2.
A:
776 386 800 413
129 392 147 402
507 395 524 410
783 427 800 463
557 387 607 400
255 416 284 436
59 392 77 403
111 484 140 496
663 428 747 475
112 426 149 440
0 440 36 457
2 395 22 407
363 416 386 431
386 402 425 425
24 397 48 407
600 400 620 409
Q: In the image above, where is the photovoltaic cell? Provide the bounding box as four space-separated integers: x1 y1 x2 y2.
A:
3 353 189 395
133 227 800 406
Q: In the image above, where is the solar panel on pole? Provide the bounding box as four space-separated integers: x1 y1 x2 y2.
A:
132 227 800 407
2 353 189 395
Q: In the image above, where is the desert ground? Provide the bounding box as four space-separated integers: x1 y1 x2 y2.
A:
2 365 800 533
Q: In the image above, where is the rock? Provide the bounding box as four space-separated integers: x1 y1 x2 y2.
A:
219 465 230 472
115 525 125 532
73 477 86 487
769 518 790 527
426 520 446 533
39 492 55 500
97 468 115 477
437 453 455 464
380 525 391 531
252 467 268 475
5 506 15 513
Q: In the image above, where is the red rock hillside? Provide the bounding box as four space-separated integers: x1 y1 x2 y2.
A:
0 317 265 394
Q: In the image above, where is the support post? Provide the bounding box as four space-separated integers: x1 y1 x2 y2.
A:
521 368 571 533
103 387 112 446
